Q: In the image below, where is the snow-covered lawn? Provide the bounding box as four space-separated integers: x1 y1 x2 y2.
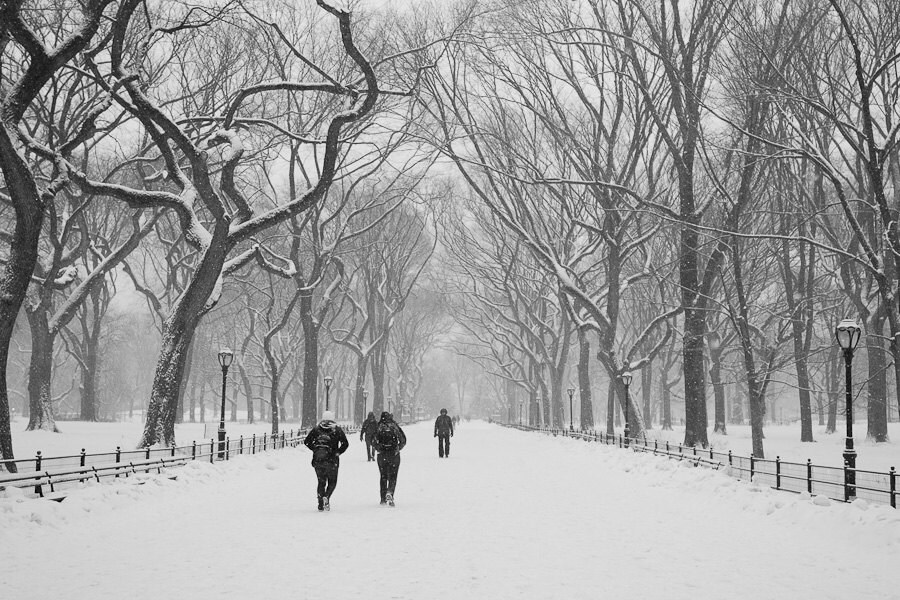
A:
2 421 898 600
644 422 900 472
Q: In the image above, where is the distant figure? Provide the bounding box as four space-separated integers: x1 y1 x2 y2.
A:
303 410 349 512
374 411 407 506
434 408 454 458
360 411 378 461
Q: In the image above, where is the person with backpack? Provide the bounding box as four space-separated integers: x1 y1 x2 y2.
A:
303 410 349 512
374 411 406 506
434 408 454 458
359 411 379 462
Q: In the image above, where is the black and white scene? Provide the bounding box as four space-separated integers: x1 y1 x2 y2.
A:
1 0 899 598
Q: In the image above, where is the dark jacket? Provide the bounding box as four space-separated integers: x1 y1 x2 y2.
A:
360 415 379 441
374 416 407 455
303 421 349 467
434 414 454 436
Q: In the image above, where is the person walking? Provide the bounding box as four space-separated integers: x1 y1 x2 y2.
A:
374 411 406 506
360 411 378 461
303 410 349 512
434 408 454 458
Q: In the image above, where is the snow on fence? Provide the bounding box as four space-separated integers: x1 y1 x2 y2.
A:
0 427 358 501
509 425 898 509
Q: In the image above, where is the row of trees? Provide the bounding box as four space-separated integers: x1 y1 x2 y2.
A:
0 0 462 472
421 0 900 459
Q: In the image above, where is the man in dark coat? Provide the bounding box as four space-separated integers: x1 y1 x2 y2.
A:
434 408 454 458
303 411 349 511
374 411 406 506
359 411 378 461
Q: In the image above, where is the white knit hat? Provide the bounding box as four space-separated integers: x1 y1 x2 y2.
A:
322 410 335 422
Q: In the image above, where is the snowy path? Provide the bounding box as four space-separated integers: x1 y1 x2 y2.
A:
2 421 899 600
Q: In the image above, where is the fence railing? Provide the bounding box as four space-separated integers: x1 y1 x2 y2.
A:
508 425 898 509
0 426 358 500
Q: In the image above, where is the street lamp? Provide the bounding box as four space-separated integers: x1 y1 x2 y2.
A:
835 318 862 500
363 389 369 413
387 395 393 414
217 348 234 460
620 371 633 448
324 375 333 411
567 386 576 431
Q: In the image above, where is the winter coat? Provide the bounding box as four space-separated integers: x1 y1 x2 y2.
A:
434 414 454 436
360 416 379 441
374 417 407 455
303 421 349 467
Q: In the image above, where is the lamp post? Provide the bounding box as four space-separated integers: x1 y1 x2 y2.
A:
324 375 333 412
620 371 633 448
835 318 862 500
217 348 234 460
363 389 369 415
567 387 576 431
387 395 393 414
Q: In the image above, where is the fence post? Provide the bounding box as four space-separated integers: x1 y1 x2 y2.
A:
145 446 151 460
225 438 230 461
666 440 670 454
192 441 197 460
171 445 176 458
115 446 121 478
728 450 733 467
654 440 658 455
775 456 781 490
843 460 850 502
210 439 215 464
79 448 86 483
239 436 243 455
34 451 42 496
263 433 267 451
709 446 713 460
890 467 896 509
807 459 813 494
750 454 755 481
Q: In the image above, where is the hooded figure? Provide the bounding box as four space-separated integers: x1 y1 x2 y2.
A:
434 408 454 458
360 411 379 461
374 411 406 506
303 410 349 511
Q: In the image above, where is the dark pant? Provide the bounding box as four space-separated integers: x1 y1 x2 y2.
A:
377 452 401 501
364 437 376 461
438 432 451 457
314 463 339 499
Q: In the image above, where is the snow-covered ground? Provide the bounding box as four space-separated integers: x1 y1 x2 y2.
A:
2 421 898 600
644 422 900 472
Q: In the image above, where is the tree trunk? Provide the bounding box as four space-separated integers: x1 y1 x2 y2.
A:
710 348 725 435
270 368 280 435
176 339 195 425
371 342 387 416
866 310 889 442
300 295 321 428
79 310 101 421
606 380 615 435
641 363 652 430
353 356 368 425
577 328 594 430
25 309 58 432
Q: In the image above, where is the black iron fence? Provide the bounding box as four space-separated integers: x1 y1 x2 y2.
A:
0 426 358 500
509 425 898 509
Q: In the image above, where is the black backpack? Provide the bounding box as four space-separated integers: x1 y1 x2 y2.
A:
376 422 399 452
312 429 334 463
